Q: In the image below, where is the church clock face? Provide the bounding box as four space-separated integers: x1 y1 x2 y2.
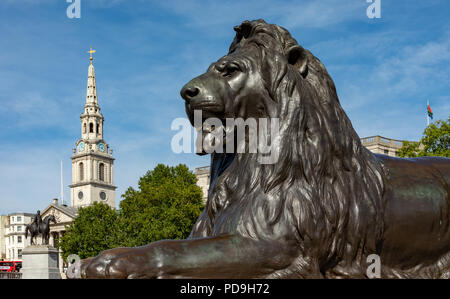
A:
78 142 86 152
97 142 106 152
78 191 84 200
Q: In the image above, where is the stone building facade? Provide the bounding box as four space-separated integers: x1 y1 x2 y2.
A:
360 135 405 157
0 215 7 260
4 213 33 261
194 166 210 203
40 198 78 274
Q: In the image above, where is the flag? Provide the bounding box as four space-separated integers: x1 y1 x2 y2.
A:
427 103 433 119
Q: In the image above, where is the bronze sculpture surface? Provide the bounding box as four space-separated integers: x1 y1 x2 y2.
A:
25 211 57 246
80 20 450 278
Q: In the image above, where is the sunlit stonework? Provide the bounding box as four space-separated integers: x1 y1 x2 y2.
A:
69 48 116 209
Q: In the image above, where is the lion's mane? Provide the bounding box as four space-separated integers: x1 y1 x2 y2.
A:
190 20 386 277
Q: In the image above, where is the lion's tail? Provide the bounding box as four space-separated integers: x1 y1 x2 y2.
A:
25 225 29 239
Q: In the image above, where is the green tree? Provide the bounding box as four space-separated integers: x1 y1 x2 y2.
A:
421 117 450 157
59 202 121 260
119 164 204 247
58 164 204 259
398 116 450 158
397 140 422 158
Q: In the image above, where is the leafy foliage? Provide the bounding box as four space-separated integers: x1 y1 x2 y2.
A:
397 140 422 158
119 164 204 247
59 202 121 260
398 116 450 158
59 164 204 260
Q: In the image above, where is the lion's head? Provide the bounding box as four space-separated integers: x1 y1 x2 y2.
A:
181 20 386 276
181 20 309 154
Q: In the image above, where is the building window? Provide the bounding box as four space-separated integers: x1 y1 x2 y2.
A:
83 123 87 134
79 162 84 181
90 123 94 133
18 249 22 259
11 216 14 222
384 150 389 155
96 123 99 135
99 163 105 181
53 233 59 248
17 226 22 232
17 216 21 222
18 236 22 243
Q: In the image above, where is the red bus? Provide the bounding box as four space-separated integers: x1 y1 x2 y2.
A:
0 261 22 272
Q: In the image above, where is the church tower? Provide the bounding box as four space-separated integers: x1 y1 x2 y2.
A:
70 47 116 209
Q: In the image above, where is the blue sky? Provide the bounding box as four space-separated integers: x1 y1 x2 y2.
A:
0 0 449 214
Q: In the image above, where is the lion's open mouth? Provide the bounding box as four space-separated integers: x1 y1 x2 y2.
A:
195 117 229 154
186 99 233 155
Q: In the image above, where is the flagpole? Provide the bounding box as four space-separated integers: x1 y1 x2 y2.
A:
427 100 429 126
60 160 64 205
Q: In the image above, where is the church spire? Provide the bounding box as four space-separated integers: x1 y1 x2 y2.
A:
71 46 116 209
86 46 98 106
80 46 104 140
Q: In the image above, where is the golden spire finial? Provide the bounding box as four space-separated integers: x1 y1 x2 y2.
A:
87 46 96 62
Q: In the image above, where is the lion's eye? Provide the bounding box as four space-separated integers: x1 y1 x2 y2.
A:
222 64 240 77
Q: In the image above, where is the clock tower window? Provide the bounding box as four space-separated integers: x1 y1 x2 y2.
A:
79 162 84 181
83 123 87 134
99 163 105 181
89 123 94 133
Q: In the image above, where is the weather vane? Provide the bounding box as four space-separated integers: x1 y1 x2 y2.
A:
87 46 96 61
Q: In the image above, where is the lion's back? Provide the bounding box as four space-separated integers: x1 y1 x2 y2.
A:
376 154 450 270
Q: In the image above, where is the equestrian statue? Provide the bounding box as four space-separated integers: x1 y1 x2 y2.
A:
25 210 57 246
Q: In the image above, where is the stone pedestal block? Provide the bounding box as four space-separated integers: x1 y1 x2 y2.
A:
21 245 61 279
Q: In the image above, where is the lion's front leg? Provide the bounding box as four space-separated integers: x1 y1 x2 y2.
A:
80 246 158 279
80 234 300 279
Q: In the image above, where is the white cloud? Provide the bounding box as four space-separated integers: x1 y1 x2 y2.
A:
372 37 450 95
280 0 366 29
317 32 450 140
157 0 367 34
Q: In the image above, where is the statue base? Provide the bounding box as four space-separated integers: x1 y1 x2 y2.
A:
21 245 61 279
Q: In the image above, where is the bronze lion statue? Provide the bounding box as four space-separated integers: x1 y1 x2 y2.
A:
79 19 450 278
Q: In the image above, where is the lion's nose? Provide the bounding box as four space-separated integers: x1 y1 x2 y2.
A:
180 85 200 102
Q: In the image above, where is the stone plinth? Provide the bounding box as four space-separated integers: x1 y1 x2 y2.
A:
21 245 61 279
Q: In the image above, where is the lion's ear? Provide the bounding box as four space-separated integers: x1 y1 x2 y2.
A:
286 45 309 78
234 21 252 39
